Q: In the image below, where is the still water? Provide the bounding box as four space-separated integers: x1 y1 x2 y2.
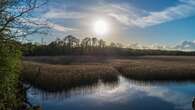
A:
27 76 195 110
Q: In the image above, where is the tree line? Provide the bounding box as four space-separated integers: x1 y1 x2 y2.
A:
23 35 195 56
23 35 127 56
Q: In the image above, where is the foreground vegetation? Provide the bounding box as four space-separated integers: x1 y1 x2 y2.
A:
0 0 46 109
0 42 24 110
22 56 195 91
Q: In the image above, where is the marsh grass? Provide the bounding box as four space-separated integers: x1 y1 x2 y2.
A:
23 56 110 65
22 56 195 91
22 61 119 92
112 58 195 80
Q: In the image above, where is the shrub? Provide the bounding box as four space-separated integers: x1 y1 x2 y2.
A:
0 41 23 110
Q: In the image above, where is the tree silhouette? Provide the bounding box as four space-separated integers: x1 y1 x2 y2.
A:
63 35 79 48
98 39 106 48
92 37 98 47
110 42 117 48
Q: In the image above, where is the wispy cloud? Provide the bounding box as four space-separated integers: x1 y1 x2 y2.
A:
23 18 75 33
43 9 86 19
107 0 195 28
47 0 195 28
46 21 75 32
42 0 195 28
133 0 195 27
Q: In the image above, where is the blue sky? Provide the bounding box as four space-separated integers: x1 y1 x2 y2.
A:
28 0 195 50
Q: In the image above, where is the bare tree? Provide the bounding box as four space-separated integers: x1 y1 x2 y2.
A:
92 37 98 47
81 37 91 48
81 37 92 53
0 0 47 43
63 35 79 49
49 38 63 47
98 39 106 48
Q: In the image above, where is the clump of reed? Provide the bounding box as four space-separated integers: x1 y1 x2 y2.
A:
22 61 119 92
112 59 195 81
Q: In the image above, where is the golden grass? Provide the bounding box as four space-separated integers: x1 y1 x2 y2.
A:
112 58 195 80
22 56 195 91
22 61 119 92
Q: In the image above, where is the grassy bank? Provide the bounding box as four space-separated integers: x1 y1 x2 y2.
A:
22 61 119 92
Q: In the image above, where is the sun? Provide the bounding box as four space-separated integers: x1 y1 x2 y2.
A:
93 19 109 37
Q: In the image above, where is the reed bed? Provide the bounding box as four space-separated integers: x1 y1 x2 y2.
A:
112 58 195 80
22 56 195 91
23 56 111 65
22 61 119 92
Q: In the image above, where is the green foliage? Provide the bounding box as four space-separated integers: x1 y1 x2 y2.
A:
0 41 23 110
0 0 46 109
0 42 20 76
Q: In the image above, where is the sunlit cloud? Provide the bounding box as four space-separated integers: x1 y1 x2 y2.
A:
127 40 195 51
128 42 170 50
41 0 195 29
107 0 195 28
46 22 75 32
24 18 76 33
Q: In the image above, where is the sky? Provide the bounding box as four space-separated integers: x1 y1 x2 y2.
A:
27 0 195 50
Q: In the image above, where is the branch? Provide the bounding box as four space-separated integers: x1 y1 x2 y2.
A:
0 0 47 33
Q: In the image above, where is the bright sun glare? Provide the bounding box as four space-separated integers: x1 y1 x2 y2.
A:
93 19 109 37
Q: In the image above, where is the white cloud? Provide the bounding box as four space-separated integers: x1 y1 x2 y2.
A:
128 42 170 50
39 0 195 29
22 18 75 33
135 1 195 27
107 0 195 28
43 9 86 19
128 40 195 51
175 40 195 51
46 21 75 32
